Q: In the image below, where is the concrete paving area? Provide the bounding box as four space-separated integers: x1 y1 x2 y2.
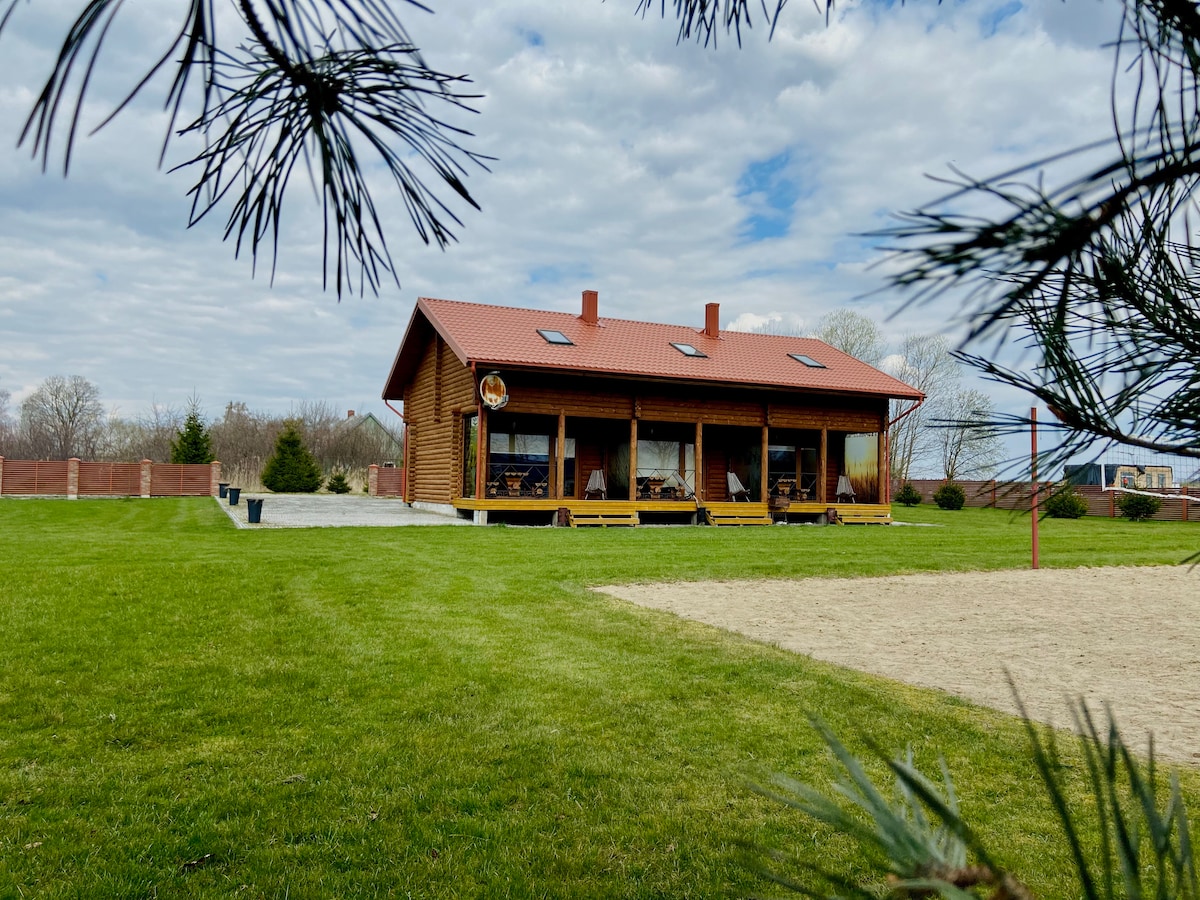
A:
216 493 472 529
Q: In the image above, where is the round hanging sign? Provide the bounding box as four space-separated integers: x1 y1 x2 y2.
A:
479 372 508 410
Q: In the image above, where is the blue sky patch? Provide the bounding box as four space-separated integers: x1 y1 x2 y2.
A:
980 1 1022 37
518 28 544 48
736 150 803 242
529 263 592 285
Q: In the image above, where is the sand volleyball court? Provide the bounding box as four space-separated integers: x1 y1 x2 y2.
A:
600 566 1200 763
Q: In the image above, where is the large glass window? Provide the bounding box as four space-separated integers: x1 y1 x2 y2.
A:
563 438 576 498
767 444 796 496
635 422 696 499
461 413 478 498
768 432 819 499
486 414 554 497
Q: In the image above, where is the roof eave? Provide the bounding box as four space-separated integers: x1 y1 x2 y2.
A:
466 360 924 402
381 298 474 400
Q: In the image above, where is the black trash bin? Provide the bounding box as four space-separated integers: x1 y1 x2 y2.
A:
218 482 230 498
228 487 241 505
246 497 264 524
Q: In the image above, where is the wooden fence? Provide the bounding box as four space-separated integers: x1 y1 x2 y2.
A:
894 479 1193 523
368 464 405 498
0 457 221 498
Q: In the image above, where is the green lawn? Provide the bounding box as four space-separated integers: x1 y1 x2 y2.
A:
1 499 1196 898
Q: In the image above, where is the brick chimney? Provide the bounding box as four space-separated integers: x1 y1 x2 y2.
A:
704 302 720 338
581 289 598 325
347 409 356 418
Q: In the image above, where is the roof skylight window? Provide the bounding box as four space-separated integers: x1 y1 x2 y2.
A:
789 353 826 368
670 342 707 358
538 329 574 345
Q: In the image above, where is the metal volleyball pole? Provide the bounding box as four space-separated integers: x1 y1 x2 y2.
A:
1031 407 1039 570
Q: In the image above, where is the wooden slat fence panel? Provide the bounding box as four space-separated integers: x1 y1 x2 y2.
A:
375 468 404 497
150 464 212 496
78 462 142 496
1 460 69 495
1076 486 1114 517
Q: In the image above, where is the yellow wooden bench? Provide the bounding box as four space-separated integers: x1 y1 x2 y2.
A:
567 503 640 527
832 506 893 525
703 507 772 527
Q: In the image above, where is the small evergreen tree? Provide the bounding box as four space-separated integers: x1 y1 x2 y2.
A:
1045 483 1089 519
1118 491 1162 522
170 402 214 464
894 482 921 507
933 482 966 510
261 421 322 493
326 471 351 494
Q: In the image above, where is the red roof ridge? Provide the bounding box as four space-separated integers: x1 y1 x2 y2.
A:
420 296 840 343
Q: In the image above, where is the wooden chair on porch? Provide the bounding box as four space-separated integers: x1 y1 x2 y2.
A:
727 471 751 502
835 474 856 503
584 469 607 500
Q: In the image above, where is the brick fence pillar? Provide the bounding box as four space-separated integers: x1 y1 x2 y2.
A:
1184 486 1190 523
0 456 4 495
368 464 379 497
140 459 153 498
67 458 80 499
210 460 222 496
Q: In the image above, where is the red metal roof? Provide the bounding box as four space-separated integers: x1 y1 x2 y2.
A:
382 296 924 401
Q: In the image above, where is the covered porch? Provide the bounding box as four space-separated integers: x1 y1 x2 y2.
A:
455 409 889 525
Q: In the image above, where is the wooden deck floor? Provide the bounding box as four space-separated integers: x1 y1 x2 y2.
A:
451 497 892 524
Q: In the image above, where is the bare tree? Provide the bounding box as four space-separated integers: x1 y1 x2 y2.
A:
886 335 959 483
325 414 403 471
814 309 886 369
938 388 1001 481
19 375 105 459
210 401 276 481
96 402 184 462
289 400 345 463
0 382 12 454
138 402 186 462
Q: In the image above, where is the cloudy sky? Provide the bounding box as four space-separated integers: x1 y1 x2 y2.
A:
0 0 1122 444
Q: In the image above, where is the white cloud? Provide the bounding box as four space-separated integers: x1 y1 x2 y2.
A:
0 0 1122 444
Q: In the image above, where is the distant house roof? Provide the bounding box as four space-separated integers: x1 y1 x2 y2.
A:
341 412 402 447
382 295 923 402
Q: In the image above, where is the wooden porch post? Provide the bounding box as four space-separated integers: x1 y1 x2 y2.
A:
556 412 566 500
760 425 769 502
878 429 888 504
476 408 488 499
629 418 638 501
819 427 828 503
694 422 704 501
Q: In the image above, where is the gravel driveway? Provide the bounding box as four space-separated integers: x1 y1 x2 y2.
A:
216 493 471 528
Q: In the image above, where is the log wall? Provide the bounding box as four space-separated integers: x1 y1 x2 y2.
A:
403 338 476 504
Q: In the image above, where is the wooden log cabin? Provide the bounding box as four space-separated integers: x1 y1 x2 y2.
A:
381 291 924 525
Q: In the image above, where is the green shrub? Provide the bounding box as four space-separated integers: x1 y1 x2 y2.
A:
1045 483 1089 519
932 482 966 510
1118 491 1162 521
326 471 351 494
261 421 322 493
894 482 921 507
